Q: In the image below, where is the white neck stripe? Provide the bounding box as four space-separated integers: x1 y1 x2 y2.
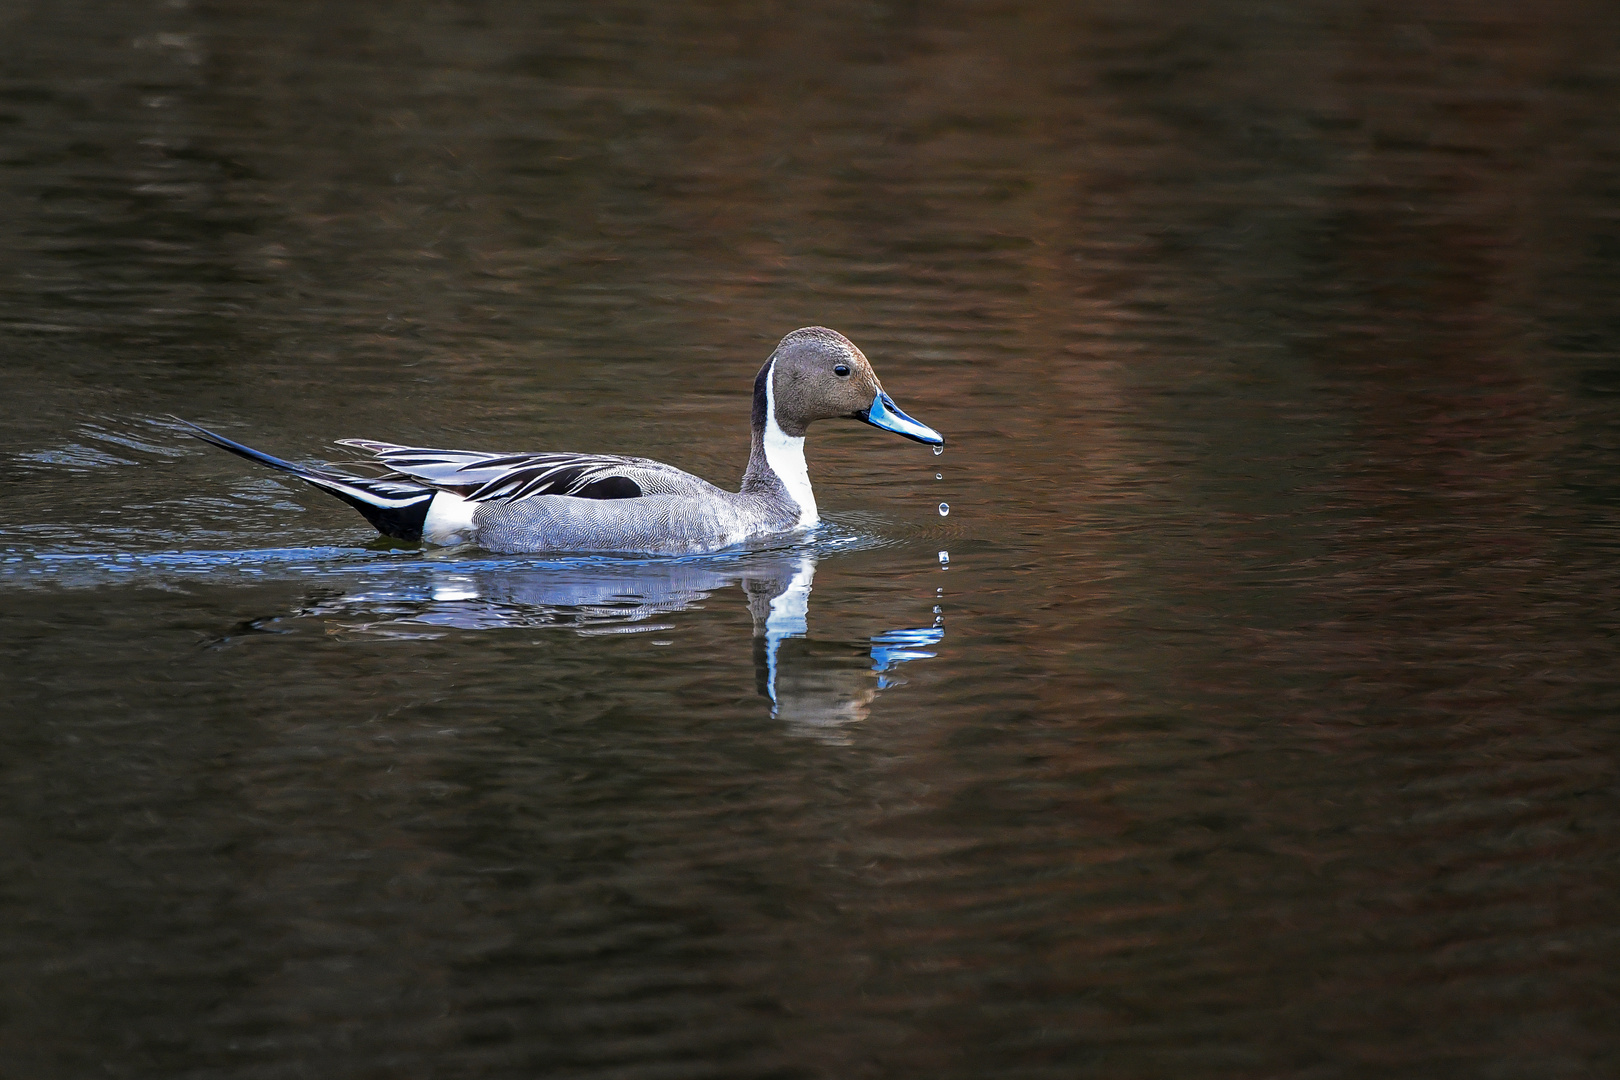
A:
762 360 818 528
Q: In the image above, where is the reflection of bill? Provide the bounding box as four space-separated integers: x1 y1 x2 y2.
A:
286 553 942 735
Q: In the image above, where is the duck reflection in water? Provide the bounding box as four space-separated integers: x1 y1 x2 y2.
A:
285 553 942 738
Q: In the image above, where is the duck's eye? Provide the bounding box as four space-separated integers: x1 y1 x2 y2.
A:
834 364 850 377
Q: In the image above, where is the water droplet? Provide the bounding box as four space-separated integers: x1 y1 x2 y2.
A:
932 444 943 456
938 550 950 567
932 605 942 614
935 473 942 480
938 502 950 517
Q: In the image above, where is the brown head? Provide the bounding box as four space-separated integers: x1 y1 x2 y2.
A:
751 326 943 445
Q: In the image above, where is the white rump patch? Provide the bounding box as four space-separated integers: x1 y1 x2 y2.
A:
422 491 478 546
763 361 818 528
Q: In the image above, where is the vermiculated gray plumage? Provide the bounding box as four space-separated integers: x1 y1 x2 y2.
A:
470 490 797 556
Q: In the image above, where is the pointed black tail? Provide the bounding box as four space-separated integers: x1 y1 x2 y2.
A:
177 419 435 541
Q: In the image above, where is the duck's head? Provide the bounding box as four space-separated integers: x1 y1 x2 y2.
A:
755 326 944 446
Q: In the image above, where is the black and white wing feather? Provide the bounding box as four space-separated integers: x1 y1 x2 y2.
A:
335 441 719 503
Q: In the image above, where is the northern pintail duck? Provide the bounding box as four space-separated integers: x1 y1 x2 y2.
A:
182 327 943 555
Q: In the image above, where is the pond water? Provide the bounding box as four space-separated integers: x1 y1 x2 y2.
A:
3 1 1619 1077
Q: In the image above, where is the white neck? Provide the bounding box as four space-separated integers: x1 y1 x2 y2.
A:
763 361 818 528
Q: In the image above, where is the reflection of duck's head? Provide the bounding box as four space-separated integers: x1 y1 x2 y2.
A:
740 555 942 740
743 556 878 733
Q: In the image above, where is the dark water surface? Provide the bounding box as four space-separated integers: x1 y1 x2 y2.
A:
3 1 1619 1076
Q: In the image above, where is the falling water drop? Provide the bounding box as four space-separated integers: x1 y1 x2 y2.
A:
935 473 942 480
938 550 950 568
932 444 943 456
938 502 950 517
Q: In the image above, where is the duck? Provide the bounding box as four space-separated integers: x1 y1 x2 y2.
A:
180 326 943 555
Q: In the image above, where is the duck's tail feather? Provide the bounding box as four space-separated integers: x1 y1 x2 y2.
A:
176 419 435 541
